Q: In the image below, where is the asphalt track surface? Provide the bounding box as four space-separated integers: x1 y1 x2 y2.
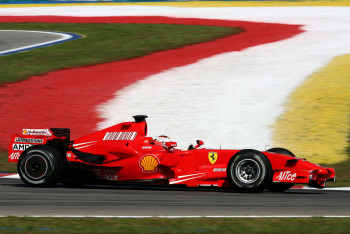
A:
1 178 349 217
0 30 80 56
0 30 62 53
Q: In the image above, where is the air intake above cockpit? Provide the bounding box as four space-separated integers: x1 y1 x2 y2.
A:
132 115 148 123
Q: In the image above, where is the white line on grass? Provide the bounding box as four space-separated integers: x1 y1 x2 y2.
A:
0 215 349 218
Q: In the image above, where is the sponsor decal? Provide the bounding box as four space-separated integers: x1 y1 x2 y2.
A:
91 168 120 180
9 152 21 160
169 172 209 185
103 169 120 174
208 152 218 164
276 171 297 181
22 129 51 136
103 132 137 141
142 146 152 149
73 140 99 150
104 175 118 181
12 144 32 151
14 137 44 144
66 152 72 158
139 155 159 173
213 168 226 172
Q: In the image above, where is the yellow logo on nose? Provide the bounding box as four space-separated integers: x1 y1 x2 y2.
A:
208 152 218 164
139 155 159 172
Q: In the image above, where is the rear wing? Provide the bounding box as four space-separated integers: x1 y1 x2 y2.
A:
8 128 70 163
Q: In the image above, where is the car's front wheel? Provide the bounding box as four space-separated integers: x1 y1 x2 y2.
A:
227 150 273 192
18 145 64 187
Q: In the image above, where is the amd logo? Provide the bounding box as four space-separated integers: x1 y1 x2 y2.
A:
12 144 32 151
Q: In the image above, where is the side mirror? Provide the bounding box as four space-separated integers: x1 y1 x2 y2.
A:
195 140 204 149
165 141 177 150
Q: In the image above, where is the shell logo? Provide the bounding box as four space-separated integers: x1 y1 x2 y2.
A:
139 155 159 173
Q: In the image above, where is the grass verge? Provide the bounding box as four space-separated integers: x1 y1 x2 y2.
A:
0 22 240 84
327 143 350 187
272 54 350 165
0 150 16 173
0 217 349 233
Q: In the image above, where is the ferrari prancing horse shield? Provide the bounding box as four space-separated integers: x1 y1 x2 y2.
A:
208 152 218 164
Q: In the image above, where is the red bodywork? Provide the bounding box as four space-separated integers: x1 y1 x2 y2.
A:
9 117 335 189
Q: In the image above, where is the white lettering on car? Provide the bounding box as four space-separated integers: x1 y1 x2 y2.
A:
104 175 118 181
213 168 226 172
103 132 137 141
9 152 21 160
12 144 32 151
22 129 51 136
14 137 44 144
276 171 297 181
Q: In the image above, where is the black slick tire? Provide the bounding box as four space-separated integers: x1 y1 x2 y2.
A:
17 145 64 187
227 150 273 193
267 147 295 157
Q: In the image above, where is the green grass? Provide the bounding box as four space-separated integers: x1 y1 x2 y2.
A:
327 142 350 187
0 217 349 233
0 150 16 173
0 22 241 84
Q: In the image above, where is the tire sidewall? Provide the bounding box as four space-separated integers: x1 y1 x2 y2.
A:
228 150 272 192
18 146 63 186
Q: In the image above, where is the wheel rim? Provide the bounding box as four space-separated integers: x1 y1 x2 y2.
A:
235 159 261 184
24 154 48 180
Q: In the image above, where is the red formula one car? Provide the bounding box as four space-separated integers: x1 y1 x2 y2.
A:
8 115 335 192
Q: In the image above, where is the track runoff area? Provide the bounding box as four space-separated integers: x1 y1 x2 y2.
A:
0 1 349 218
0 1 349 166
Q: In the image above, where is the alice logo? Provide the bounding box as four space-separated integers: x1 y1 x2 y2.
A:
139 155 159 172
276 171 297 181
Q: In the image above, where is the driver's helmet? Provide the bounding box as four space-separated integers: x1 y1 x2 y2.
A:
154 135 171 148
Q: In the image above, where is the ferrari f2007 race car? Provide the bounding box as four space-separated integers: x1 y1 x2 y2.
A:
8 115 335 192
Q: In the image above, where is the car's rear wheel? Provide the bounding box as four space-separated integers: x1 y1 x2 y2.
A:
227 150 273 192
18 145 64 187
266 147 295 192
